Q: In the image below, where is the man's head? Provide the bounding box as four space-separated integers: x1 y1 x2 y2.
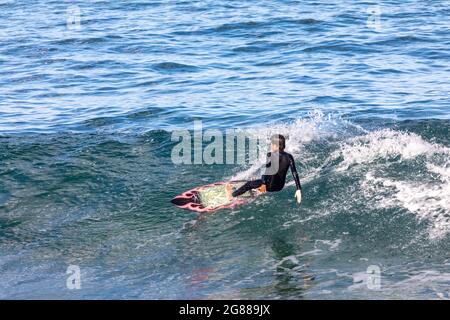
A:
270 134 285 152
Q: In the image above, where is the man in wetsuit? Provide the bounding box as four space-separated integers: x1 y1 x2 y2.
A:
226 134 302 204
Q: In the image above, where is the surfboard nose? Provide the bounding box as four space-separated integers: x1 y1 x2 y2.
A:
171 197 191 206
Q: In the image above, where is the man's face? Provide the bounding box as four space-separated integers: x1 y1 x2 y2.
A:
271 143 279 152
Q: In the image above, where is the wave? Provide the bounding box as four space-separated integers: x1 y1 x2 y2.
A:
328 129 450 239
2 113 449 250
228 112 450 241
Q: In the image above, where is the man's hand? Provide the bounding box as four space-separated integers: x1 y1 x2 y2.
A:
295 190 302 204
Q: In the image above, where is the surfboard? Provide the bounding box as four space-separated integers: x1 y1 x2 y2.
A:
171 180 265 213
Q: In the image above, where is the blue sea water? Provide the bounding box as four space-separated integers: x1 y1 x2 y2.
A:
0 0 449 299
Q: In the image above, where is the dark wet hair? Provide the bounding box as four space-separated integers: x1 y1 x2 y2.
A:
270 134 285 151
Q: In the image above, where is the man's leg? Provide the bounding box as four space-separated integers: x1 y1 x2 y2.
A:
231 179 264 197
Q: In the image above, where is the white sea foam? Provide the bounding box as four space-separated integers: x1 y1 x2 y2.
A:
229 113 450 240
364 167 450 240
333 129 445 171
315 239 342 251
348 130 450 240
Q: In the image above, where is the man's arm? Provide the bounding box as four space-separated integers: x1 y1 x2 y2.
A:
289 154 302 191
265 152 272 168
289 154 302 204
262 152 272 176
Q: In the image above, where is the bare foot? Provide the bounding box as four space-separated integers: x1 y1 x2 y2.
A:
225 183 233 201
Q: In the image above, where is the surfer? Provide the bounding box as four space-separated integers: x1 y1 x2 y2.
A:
225 134 302 204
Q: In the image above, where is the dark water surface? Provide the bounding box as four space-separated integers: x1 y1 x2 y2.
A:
0 1 449 299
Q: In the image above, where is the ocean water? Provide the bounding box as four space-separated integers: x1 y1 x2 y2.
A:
0 0 449 299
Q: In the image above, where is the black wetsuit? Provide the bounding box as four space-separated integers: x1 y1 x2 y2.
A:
232 150 302 197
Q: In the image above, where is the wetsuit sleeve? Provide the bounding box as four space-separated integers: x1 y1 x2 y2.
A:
262 152 272 178
265 152 272 168
289 154 302 191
